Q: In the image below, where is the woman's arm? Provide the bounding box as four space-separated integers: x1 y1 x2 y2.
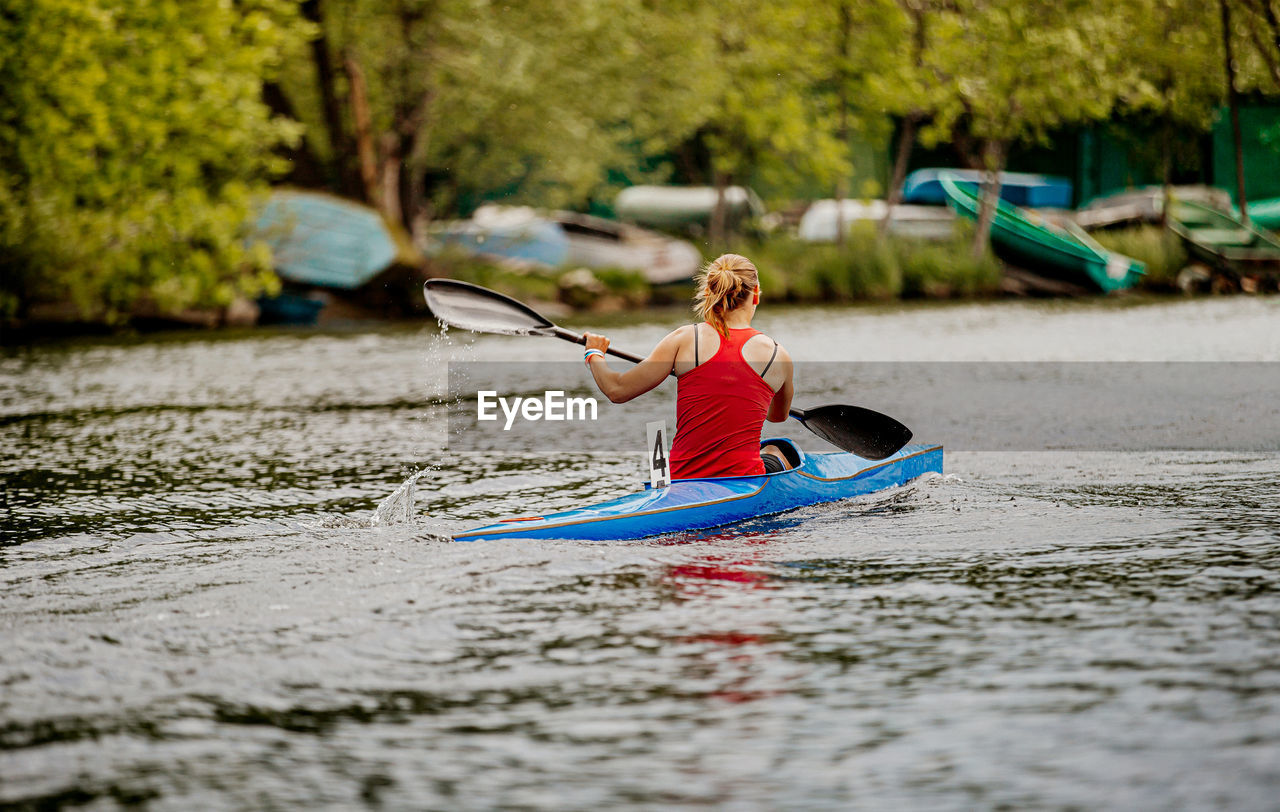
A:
583 328 685 403
765 346 794 422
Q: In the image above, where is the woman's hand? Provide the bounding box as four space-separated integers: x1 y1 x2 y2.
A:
583 332 610 354
581 327 680 404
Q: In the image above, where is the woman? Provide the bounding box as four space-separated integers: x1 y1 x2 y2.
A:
582 253 795 478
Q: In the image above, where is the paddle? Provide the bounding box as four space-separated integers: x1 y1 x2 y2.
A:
423 278 913 460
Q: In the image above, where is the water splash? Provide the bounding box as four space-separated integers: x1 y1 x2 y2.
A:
371 470 431 526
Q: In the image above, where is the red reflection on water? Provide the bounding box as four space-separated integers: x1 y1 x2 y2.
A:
666 562 768 585
660 542 785 704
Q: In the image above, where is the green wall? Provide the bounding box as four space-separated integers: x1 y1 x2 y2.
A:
1211 103 1280 203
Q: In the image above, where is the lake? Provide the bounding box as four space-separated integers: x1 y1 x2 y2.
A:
2 295 1278 808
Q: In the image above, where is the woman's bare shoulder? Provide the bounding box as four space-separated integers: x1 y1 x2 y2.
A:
743 331 787 355
660 324 696 345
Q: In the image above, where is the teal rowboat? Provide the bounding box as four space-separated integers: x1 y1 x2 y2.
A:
454 440 943 542
251 191 400 289
1167 199 1280 277
940 175 1146 293
1238 198 1280 233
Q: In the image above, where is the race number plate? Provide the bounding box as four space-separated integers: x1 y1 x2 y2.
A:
646 420 671 489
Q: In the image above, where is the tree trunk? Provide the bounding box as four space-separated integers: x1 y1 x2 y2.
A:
1221 0 1249 222
710 171 731 251
1162 126 1172 227
260 81 327 187
300 0 354 195
344 52 382 211
408 168 429 245
834 2 852 246
1157 65 1176 229
971 140 1006 260
379 133 404 227
880 114 919 237
834 175 849 246
882 2 928 237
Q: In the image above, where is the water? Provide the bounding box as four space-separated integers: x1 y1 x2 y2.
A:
3 297 1279 808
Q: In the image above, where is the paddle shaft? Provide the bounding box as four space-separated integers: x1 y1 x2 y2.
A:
550 326 805 420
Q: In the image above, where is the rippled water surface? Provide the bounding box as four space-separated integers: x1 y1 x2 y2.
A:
3 297 1279 808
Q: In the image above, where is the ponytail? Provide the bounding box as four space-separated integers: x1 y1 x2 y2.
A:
694 254 759 337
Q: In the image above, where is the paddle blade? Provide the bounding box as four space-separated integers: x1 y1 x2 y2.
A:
423 279 555 336
792 404 912 460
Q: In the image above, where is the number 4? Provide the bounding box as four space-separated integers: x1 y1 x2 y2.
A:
646 420 670 489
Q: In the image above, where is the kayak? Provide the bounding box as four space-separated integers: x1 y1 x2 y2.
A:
454 439 943 541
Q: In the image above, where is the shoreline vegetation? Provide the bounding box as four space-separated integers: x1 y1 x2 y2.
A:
2 220 1215 343
439 221 1197 314
6 0 1276 342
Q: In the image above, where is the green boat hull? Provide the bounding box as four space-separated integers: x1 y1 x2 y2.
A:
1168 199 1280 275
1243 198 1280 232
941 176 1145 292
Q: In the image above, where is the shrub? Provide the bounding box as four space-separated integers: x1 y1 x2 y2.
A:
1091 226 1187 286
746 224 1000 303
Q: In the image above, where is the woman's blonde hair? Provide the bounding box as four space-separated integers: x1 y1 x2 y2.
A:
694 253 759 337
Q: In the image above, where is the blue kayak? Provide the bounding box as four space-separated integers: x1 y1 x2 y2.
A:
455 440 943 541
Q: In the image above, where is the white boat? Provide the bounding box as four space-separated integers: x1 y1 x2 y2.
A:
797 199 956 242
556 211 702 284
427 206 702 283
614 185 765 230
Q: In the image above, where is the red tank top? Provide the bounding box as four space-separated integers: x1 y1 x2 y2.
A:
669 325 777 479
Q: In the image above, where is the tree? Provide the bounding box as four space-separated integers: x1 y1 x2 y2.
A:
861 0 941 236
0 0 306 321
1220 0 1280 212
792 0 916 243
276 0 720 231
1233 0 1280 87
1111 0 1223 221
689 0 852 247
921 0 1128 256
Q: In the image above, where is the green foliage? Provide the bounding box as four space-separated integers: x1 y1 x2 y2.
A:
0 0 306 321
1111 0 1224 131
590 268 652 305
428 253 562 304
699 1 852 199
293 0 722 215
1091 225 1188 285
427 254 651 310
6 0 1264 326
914 0 1130 152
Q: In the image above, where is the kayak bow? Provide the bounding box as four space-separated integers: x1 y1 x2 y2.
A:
454 439 943 541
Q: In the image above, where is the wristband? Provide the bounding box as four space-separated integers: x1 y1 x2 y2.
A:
583 348 604 366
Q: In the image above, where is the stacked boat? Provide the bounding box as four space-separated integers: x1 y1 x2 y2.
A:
1166 198 1280 291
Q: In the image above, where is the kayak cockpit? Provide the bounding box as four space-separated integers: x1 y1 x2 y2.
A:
763 437 805 471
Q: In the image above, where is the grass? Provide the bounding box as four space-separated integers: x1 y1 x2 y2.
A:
1090 225 1188 288
430 223 1194 312
429 250 652 308
747 222 1002 302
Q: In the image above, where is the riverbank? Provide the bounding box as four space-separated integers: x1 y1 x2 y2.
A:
2 223 1263 343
